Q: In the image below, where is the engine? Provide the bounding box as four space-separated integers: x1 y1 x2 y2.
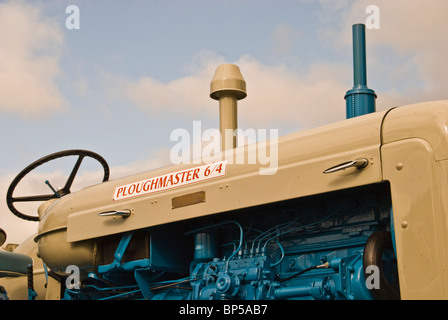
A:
61 182 399 300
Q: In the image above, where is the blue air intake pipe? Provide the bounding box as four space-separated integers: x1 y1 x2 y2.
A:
344 24 377 119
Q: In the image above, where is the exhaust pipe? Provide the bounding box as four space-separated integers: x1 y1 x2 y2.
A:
344 24 377 119
210 64 247 150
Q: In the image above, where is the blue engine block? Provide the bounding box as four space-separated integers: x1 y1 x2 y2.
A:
62 183 399 300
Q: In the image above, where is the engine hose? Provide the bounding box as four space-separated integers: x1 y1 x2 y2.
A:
363 230 400 300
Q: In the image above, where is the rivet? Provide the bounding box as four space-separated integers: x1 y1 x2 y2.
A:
401 220 408 229
396 162 404 170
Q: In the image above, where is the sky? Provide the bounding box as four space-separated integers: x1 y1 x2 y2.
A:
0 0 447 244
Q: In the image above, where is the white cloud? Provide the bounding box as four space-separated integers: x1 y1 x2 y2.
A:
125 50 224 118
125 51 349 132
109 148 173 180
318 0 448 108
125 0 448 133
0 1 66 117
371 0 448 103
237 56 349 129
88 1 448 136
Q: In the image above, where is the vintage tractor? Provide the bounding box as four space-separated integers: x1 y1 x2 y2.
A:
1 24 446 300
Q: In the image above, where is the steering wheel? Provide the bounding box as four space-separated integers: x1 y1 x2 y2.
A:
0 228 6 247
6 149 110 221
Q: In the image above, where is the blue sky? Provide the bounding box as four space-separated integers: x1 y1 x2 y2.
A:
1 0 447 244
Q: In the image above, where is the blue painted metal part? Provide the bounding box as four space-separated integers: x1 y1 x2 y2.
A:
272 253 372 300
28 287 37 300
390 208 397 257
0 286 8 300
62 183 397 300
345 24 377 119
189 247 374 300
98 232 133 273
